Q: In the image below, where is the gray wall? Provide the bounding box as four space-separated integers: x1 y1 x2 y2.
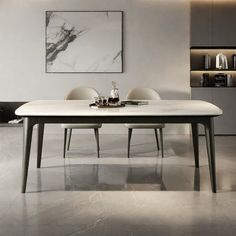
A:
0 0 190 134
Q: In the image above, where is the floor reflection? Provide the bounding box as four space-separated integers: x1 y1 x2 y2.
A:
63 162 167 191
35 158 202 192
61 160 200 191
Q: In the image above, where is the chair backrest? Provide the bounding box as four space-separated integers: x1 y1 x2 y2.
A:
66 87 99 100
126 87 161 100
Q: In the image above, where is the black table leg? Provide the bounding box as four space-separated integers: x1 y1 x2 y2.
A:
63 128 68 158
37 123 44 168
159 128 164 158
191 123 199 168
22 118 34 193
127 128 132 158
94 128 100 158
194 168 200 191
204 118 216 193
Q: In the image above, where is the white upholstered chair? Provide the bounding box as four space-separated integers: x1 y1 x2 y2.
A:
125 87 165 158
62 87 102 158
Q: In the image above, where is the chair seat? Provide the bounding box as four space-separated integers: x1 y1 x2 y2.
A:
61 123 102 129
125 123 165 129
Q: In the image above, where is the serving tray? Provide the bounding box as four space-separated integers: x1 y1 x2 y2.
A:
89 103 125 109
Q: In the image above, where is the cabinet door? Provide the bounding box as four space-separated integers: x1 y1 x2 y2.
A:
191 88 213 102
192 88 236 135
212 88 236 134
212 1 236 47
191 1 212 47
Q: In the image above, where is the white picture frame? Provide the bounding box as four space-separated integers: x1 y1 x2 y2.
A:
46 11 123 73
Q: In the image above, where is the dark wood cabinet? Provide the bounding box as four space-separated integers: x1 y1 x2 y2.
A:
191 1 236 47
191 1 212 47
192 88 236 135
212 1 236 46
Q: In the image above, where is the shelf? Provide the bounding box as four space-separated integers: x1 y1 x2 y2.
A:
191 70 236 72
0 102 27 126
190 47 236 50
191 86 236 88
0 123 23 127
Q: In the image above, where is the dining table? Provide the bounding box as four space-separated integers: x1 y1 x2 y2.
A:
15 99 222 193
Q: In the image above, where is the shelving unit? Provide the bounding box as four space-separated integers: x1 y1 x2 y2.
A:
0 102 26 127
190 2 236 135
191 48 236 134
190 47 236 87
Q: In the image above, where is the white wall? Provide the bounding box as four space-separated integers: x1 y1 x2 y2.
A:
0 0 190 134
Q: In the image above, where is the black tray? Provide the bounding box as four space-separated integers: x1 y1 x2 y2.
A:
89 103 125 109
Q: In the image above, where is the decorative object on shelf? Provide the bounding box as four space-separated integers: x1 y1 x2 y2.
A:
190 48 236 87
201 73 210 87
204 54 211 69
227 74 234 87
46 11 123 73
233 54 236 69
214 73 227 87
216 52 228 70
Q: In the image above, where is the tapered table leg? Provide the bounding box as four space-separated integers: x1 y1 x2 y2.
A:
191 123 199 168
63 128 68 158
154 129 160 151
67 129 72 151
128 128 132 158
22 118 34 193
94 128 100 158
37 123 44 168
204 118 216 193
159 128 164 158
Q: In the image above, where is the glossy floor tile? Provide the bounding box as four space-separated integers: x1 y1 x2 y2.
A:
0 127 236 235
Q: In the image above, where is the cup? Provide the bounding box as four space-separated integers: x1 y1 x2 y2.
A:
94 96 109 106
94 96 102 106
102 96 109 106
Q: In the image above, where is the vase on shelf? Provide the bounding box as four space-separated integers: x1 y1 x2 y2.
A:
204 54 211 69
216 53 228 70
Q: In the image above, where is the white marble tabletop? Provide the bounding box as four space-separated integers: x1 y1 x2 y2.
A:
15 100 222 117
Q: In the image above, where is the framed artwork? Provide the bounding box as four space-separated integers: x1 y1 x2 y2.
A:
45 11 123 73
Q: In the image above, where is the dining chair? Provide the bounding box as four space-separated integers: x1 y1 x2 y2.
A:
125 87 165 158
62 87 102 158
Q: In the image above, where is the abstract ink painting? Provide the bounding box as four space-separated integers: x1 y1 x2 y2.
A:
46 11 123 73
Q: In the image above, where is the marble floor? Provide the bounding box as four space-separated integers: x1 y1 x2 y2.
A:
0 127 236 235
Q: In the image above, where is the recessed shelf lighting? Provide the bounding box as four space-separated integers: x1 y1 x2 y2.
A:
191 70 236 73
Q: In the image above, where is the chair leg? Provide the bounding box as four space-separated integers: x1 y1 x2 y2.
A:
67 129 72 151
154 128 160 151
63 128 68 158
159 128 164 158
128 128 133 158
94 128 100 158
